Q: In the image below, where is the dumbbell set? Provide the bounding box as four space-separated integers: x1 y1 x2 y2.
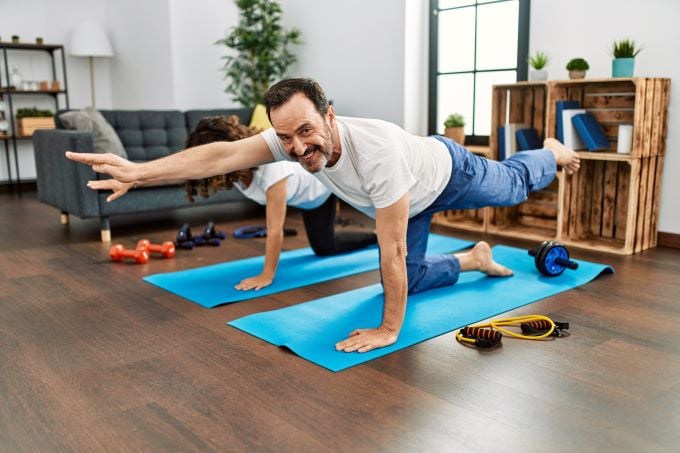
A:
175 222 226 250
110 240 176 264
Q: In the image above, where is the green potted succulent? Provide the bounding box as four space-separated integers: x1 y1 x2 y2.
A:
528 51 549 81
16 107 54 136
611 38 642 78
216 0 302 107
566 58 589 79
443 113 465 145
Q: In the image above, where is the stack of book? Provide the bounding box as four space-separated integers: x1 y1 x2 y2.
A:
556 100 611 151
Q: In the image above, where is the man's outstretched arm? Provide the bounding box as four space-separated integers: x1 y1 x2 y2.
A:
66 133 275 188
335 193 410 353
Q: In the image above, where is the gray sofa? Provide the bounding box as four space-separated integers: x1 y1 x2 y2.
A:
33 108 256 241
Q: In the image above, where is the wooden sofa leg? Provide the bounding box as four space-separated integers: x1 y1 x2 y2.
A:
100 216 111 242
60 211 70 225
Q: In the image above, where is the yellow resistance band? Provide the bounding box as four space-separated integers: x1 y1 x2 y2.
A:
456 314 558 347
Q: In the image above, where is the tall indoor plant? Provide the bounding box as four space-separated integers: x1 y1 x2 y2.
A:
216 0 302 107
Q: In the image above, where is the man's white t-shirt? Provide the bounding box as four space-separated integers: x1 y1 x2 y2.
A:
260 116 452 219
234 161 331 210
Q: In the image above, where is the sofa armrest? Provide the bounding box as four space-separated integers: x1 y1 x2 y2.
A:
33 129 102 219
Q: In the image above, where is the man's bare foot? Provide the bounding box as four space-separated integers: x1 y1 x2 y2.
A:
456 241 513 277
544 137 580 175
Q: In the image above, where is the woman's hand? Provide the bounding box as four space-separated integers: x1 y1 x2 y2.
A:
87 179 136 202
235 273 274 291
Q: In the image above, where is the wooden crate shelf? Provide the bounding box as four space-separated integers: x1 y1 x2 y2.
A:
546 78 670 158
487 177 561 242
431 78 670 255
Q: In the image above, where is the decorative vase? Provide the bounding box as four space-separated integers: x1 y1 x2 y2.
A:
529 69 548 81
612 58 635 77
444 127 465 145
569 70 586 80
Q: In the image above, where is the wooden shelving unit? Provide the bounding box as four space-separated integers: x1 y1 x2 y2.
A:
433 78 671 255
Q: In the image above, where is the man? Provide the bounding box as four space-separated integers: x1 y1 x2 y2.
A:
67 77 580 354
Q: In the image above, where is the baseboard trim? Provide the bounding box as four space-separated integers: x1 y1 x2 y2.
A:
0 181 37 193
658 232 680 249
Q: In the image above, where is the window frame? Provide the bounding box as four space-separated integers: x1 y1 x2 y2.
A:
428 0 531 145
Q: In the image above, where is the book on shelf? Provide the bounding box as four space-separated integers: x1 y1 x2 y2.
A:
572 113 611 151
562 109 586 151
500 122 529 159
556 100 580 143
515 128 542 151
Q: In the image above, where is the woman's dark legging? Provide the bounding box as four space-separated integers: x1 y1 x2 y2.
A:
301 194 377 256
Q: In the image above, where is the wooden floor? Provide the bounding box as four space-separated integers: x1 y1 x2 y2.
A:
1 190 679 452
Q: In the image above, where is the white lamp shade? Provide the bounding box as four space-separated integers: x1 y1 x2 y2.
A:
69 21 114 57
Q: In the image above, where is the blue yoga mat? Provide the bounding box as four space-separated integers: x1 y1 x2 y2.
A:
229 245 614 372
143 234 473 308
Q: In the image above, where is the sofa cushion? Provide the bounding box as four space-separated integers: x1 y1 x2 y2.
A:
99 110 187 162
59 108 128 158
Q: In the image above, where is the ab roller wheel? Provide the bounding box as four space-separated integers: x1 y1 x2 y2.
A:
528 241 579 276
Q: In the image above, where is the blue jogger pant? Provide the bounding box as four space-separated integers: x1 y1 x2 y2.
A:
406 136 557 294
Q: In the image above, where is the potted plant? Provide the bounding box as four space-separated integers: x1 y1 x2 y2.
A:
528 51 549 81
216 0 302 107
16 107 55 136
566 58 589 79
443 113 465 145
611 38 642 78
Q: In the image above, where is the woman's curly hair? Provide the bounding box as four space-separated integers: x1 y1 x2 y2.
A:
184 115 259 202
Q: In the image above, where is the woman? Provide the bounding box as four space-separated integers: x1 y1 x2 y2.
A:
185 115 377 291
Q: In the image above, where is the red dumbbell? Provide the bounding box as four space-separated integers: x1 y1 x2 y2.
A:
109 243 150 264
137 239 176 258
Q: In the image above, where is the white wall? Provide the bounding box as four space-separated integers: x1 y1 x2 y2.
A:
280 0 406 125
530 0 680 235
168 0 240 110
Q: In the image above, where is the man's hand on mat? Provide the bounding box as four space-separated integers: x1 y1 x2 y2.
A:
235 274 273 291
335 326 398 353
66 151 140 183
87 179 136 202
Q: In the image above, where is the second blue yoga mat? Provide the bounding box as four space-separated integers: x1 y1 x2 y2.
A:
143 234 473 308
229 245 613 372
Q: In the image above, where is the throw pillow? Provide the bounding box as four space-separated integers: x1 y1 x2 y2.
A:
59 107 127 158
248 104 272 131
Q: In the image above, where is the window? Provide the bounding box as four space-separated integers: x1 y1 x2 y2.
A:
428 0 530 145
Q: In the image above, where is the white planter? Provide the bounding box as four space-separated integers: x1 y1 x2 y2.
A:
529 69 548 81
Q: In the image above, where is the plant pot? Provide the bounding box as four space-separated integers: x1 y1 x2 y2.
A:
612 58 635 77
529 69 548 81
569 70 586 80
444 126 465 145
17 117 55 136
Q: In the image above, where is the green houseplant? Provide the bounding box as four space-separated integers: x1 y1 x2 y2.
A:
611 38 642 77
216 0 302 107
528 51 549 81
16 107 54 136
443 113 465 144
566 58 589 79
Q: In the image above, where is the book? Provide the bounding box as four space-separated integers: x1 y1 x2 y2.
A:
556 100 580 143
497 126 506 160
515 128 542 151
572 113 611 151
562 109 586 150
502 122 529 159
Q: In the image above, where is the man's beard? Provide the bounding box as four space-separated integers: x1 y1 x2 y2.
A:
293 124 334 173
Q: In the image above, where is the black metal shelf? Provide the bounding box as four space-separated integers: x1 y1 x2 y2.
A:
1 42 69 190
